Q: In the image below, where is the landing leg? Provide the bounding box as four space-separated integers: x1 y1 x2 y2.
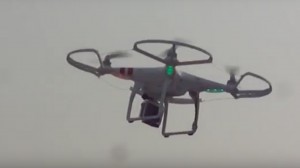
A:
126 83 142 123
157 79 171 121
161 92 200 137
189 91 200 135
162 100 169 138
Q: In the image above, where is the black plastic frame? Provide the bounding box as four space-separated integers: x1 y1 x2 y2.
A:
232 72 272 98
66 48 102 77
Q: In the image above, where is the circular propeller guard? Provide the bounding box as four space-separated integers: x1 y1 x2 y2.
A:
133 39 213 66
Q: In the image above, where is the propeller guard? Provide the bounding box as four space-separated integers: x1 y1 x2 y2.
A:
231 72 272 99
66 49 102 77
133 39 213 66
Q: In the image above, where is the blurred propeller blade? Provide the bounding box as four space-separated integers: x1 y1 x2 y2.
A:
158 38 190 59
103 51 130 66
225 65 240 76
87 51 130 66
158 45 176 58
225 65 240 87
105 51 130 59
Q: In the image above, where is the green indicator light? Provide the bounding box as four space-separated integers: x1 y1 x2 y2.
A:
166 65 174 76
206 88 224 93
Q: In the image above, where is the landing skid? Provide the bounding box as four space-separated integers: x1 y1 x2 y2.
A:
127 83 200 138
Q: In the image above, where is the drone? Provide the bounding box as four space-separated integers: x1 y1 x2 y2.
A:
66 39 272 137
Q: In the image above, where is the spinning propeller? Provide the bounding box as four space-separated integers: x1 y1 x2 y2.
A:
225 65 240 76
160 44 177 58
158 38 192 65
225 65 240 85
103 51 130 66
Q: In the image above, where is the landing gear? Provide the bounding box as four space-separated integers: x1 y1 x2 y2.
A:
127 84 201 137
161 91 200 137
188 132 194 136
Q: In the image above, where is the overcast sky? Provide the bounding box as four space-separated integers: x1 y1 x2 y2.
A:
0 0 299 167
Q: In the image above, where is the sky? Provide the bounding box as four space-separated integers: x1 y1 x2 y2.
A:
0 0 299 167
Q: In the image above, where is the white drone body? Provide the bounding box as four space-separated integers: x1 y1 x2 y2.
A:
67 39 272 137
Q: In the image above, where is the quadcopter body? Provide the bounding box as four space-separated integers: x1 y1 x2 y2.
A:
66 39 272 137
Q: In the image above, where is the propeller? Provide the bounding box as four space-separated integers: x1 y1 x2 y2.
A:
158 38 191 65
159 44 177 58
103 51 130 66
225 65 240 76
225 65 240 85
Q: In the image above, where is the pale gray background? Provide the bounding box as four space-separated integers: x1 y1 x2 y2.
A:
0 0 299 167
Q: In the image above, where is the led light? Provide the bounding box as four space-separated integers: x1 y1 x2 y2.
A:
166 65 174 76
206 88 224 93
